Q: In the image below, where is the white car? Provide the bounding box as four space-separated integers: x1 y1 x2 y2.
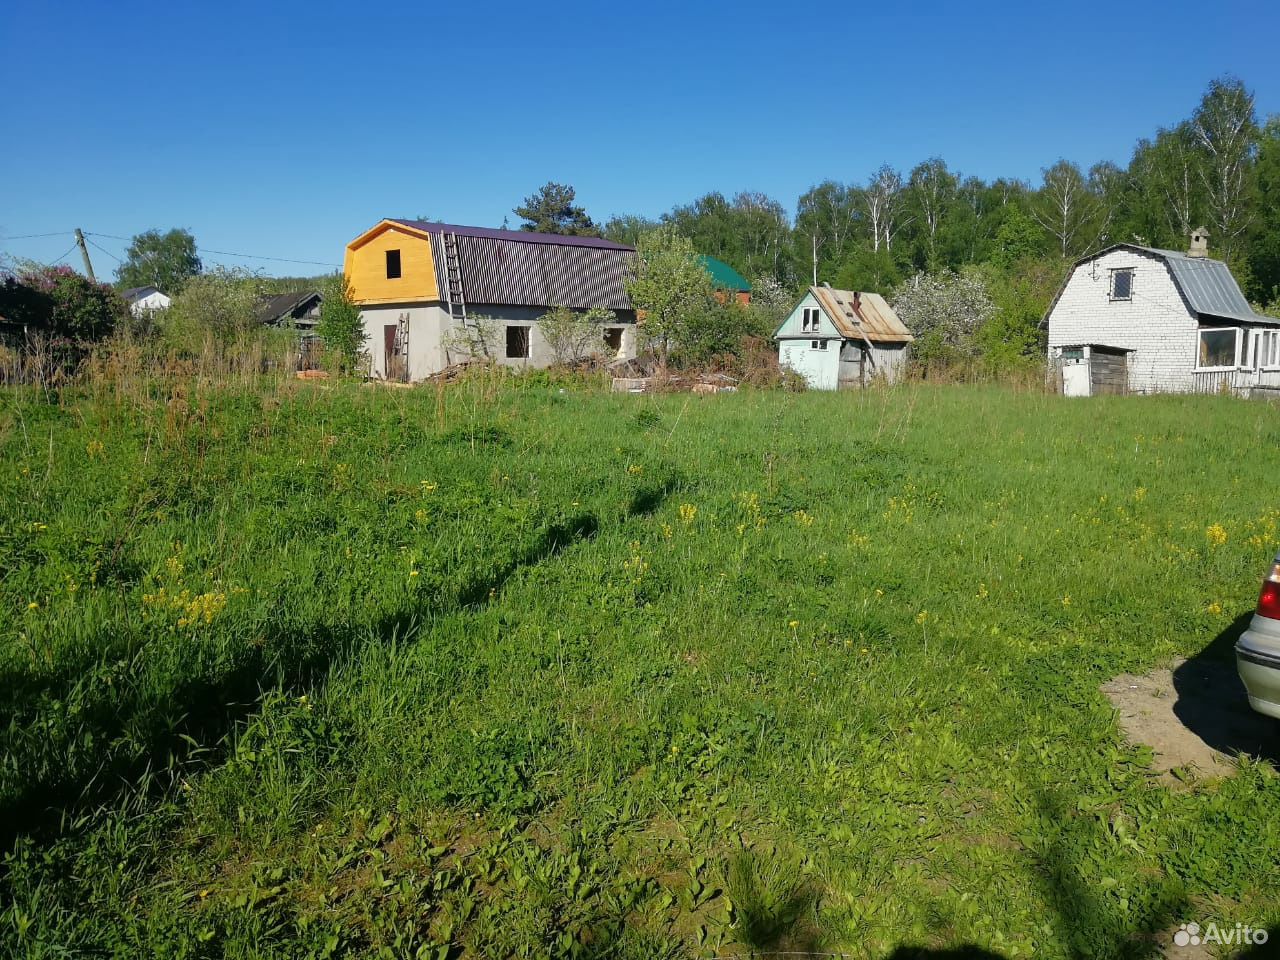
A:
1237 553 1280 718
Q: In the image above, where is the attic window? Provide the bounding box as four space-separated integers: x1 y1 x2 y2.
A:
802 307 821 332
1109 268 1132 301
385 249 402 279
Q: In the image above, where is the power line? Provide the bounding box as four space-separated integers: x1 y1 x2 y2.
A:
85 237 122 263
1 230 72 241
197 247 340 268
83 232 340 269
49 243 80 266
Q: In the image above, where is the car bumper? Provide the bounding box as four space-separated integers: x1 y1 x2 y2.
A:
1237 630 1280 719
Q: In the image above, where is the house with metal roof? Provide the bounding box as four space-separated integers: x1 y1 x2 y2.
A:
121 285 171 318
697 256 751 305
343 219 638 380
774 284 913 389
256 290 322 330
1044 229 1280 397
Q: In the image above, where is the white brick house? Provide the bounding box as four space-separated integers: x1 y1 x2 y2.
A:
1044 231 1280 397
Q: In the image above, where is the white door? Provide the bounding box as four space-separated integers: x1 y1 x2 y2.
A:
1062 360 1091 397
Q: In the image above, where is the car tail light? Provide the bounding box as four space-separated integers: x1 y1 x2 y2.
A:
1259 563 1280 620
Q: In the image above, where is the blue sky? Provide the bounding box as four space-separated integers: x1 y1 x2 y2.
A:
2 0 1277 277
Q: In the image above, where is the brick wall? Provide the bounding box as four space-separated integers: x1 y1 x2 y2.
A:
1046 248 1198 393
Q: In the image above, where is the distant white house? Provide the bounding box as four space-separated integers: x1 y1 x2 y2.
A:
1044 229 1280 397
121 286 171 317
775 285 913 389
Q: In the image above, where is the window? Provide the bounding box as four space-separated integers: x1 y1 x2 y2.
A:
1109 268 1133 301
1196 328 1242 370
801 307 821 331
603 328 623 352
811 339 827 350
385 249 402 279
505 325 531 359
1259 330 1280 369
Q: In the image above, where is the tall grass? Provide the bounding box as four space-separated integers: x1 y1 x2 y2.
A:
2 376 1279 958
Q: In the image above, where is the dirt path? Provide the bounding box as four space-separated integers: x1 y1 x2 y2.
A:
1102 656 1279 778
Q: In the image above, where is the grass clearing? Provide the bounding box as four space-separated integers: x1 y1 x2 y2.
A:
2 376 1279 958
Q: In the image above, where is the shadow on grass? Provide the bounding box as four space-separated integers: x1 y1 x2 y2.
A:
1171 610 1280 765
0 499 637 851
1032 789 1185 960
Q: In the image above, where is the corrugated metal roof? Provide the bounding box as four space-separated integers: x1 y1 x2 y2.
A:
256 291 321 326
1147 248 1259 323
423 227 635 312
810 286 913 343
697 255 751 292
390 220 633 251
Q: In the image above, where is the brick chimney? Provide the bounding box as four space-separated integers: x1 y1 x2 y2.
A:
1188 227 1209 258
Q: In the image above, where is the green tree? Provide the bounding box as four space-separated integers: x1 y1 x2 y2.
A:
1247 118 1280 304
317 274 367 373
115 228 202 294
601 214 659 246
624 227 717 364
539 305 614 364
514 182 598 235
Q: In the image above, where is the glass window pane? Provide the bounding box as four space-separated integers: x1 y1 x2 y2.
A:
1199 329 1238 368
1112 270 1132 299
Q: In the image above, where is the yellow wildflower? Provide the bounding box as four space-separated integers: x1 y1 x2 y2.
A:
1206 523 1228 547
915 610 929 626
679 503 697 523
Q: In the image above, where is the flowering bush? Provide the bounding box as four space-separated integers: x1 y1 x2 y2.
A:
0 265 126 342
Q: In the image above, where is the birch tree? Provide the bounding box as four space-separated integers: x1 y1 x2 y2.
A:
1033 160 1102 258
863 165 911 253
908 158 958 268
1191 77 1259 260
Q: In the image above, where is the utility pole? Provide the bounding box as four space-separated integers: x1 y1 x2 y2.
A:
74 228 96 281
811 233 818 287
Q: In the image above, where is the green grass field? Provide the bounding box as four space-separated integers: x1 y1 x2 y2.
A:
2 375 1279 959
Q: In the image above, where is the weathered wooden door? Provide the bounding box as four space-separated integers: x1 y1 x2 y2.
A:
384 323 408 382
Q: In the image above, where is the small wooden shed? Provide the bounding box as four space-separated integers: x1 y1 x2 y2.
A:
775 285 913 390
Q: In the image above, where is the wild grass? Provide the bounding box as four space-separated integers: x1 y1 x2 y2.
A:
1 375 1279 958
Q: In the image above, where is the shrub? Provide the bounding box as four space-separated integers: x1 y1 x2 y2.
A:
316 274 367 374
0 266 126 341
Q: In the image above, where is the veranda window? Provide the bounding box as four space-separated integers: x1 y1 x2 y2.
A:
1258 329 1280 370
1196 328 1242 371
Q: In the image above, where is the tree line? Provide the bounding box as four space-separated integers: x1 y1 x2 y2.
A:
579 77 1279 307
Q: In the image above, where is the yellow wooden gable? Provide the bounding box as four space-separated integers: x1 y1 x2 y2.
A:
343 221 439 305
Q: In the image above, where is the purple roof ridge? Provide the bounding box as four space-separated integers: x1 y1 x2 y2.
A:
389 220 634 251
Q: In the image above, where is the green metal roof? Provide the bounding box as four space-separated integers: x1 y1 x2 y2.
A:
696 255 751 292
